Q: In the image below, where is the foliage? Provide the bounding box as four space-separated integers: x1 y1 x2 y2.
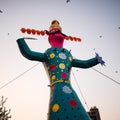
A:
0 96 11 120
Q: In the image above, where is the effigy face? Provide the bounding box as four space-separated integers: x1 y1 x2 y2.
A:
45 47 73 86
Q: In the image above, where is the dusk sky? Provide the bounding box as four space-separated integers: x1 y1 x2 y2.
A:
0 0 120 120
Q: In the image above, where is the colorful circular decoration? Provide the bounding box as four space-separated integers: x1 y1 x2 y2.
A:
51 85 55 91
59 63 65 69
50 53 55 59
61 72 67 79
69 100 77 107
51 75 56 80
49 64 56 71
62 86 72 94
59 53 67 59
52 104 60 112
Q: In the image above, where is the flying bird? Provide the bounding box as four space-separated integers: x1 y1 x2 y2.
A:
0 10 3 13
115 71 118 73
66 0 70 3
99 35 102 38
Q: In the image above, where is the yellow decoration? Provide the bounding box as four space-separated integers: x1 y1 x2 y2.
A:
51 75 56 80
69 57 72 62
59 63 65 69
50 53 55 59
52 104 60 112
50 79 70 86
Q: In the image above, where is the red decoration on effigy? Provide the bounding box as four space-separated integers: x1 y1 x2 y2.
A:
40 30 45 36
21 28 26 33
36 30 41 35
26 28 31 34
31 29 36 35
20 28 82 42
69 100 77 107
49 64 56 71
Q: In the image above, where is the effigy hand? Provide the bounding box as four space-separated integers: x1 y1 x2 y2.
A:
95 53 105 66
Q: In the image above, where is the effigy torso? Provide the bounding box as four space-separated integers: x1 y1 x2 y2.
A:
45 47 72 86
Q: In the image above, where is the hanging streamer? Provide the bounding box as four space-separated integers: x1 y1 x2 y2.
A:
20 28 82 42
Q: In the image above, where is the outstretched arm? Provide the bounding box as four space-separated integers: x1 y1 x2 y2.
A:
17 38 45 62
72 54 105 68
72 57 99 68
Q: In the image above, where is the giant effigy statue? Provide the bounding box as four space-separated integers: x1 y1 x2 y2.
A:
17 20 105 120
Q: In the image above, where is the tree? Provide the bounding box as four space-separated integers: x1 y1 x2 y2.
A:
0 96 12 120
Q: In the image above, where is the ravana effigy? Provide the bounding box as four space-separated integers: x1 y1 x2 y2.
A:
17 20 105 120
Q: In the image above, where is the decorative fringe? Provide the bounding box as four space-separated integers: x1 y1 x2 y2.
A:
20 28 82 42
